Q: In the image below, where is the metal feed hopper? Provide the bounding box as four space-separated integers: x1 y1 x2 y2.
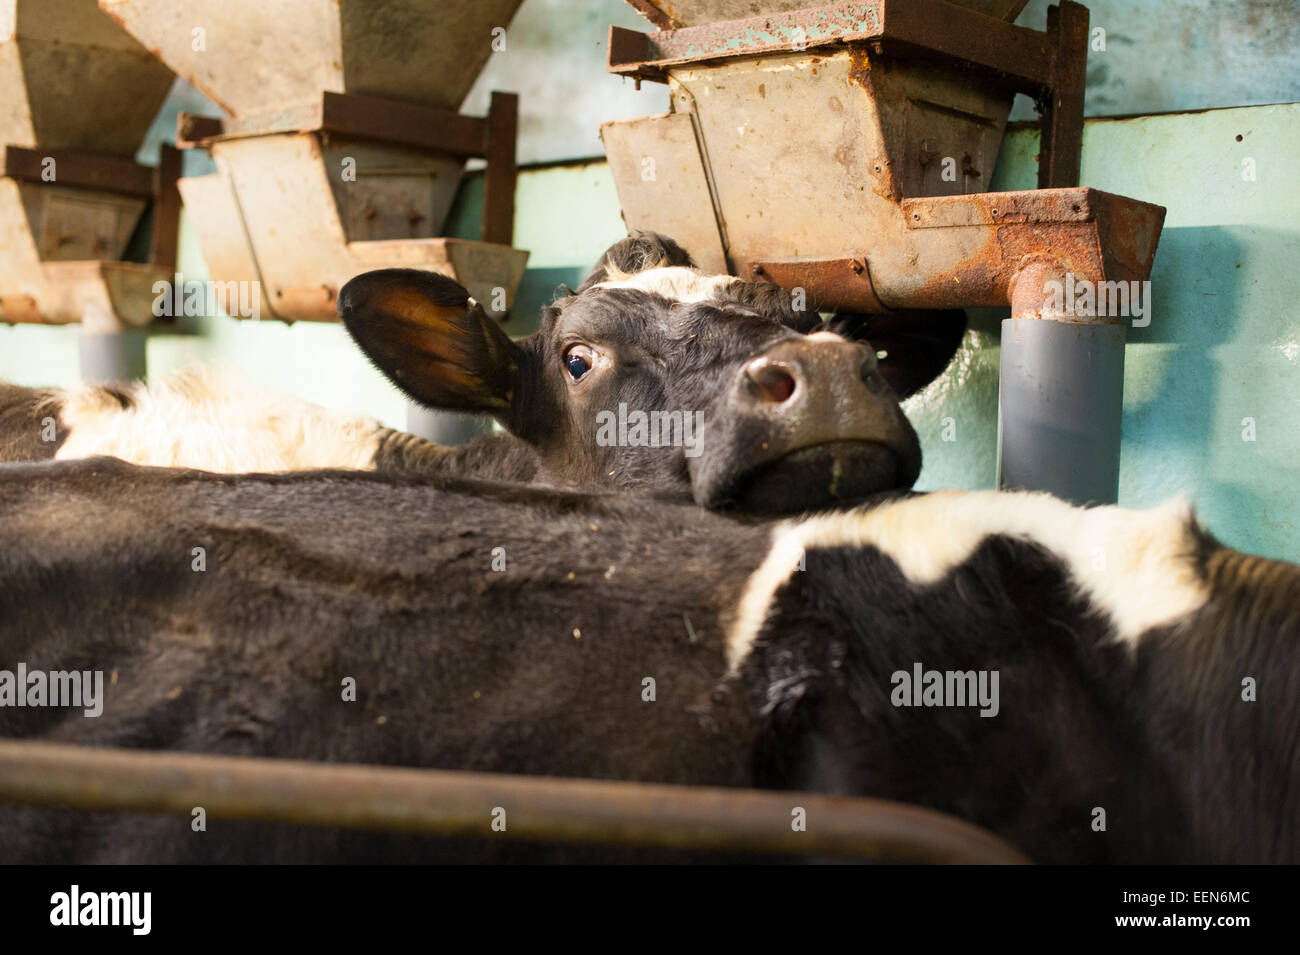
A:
0 0 178 379
102 0 529 324
602 0 1167 504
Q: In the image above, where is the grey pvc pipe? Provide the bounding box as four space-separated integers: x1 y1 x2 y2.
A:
406 400 490 445
79 329 147 384
997 318 1126 506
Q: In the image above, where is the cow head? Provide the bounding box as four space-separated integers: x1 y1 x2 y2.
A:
338 234 964 512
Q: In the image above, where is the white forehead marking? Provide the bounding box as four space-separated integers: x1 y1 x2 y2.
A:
806 330 848 344
593 266 737 304
727 490 1209 669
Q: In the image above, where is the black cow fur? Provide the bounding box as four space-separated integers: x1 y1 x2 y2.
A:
0 457 1294 864
0 382 68 462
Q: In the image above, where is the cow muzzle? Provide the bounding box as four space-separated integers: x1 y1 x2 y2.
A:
692 333 923 512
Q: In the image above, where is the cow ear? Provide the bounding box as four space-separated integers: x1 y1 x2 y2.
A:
577 232 697 292
338 269 522 413
825 309 967 399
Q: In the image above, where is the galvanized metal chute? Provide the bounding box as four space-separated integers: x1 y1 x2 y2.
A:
601 0 1167 504
0 0 179 382
100 0 530 442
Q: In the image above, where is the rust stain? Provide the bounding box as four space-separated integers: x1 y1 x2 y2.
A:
750 256 886 313
898 190 1165 310
743 189 1163 314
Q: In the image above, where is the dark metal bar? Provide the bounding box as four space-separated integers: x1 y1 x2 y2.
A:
175 112 223 147
1 145 154 197
318 91 487 159
877 0 1053 89
481 91 519 246
149 142 182 270
176 93 489 160
0 739 1030 864
615 2 884 67
1037 1 1089 189
607 26 660 80
608 0 1055 91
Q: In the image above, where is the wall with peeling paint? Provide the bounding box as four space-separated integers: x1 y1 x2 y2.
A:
1012 0 1300 121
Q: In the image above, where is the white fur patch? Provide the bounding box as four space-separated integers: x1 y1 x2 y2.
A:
805 330 849 345
728 490 1209 668
593 266 737 304
53 366 384 473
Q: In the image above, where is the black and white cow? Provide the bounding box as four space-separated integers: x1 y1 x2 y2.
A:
0 457 1293 863
0 235 965 513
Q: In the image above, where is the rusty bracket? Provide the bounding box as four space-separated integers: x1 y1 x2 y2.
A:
897 187 1165 309
481 91 519 247
3 142 184 272
275 285 337 322
745 188 1164 313
177 92 488 157
2 145 155 197
149 143 182 271
609 2 883 81
609 0 1058 89
1037 1 1088 188
749 255 886 313
0 295 40 324
901 187 1098 228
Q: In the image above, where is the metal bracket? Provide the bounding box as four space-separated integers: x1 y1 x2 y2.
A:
750 255 886 313
177 89 520 246
3 142 183 272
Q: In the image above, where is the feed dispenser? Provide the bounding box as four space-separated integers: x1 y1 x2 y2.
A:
0 0 178 382
602 0 1166 504
101 0 528 320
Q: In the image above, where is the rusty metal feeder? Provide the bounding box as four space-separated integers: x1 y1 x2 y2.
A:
101 0 530 440
601 0 1167 504
0 0 178 382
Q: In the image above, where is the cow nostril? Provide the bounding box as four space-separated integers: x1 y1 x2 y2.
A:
745 362 798 405
859 348 882 392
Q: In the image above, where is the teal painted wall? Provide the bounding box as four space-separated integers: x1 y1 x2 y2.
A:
909 104 1299 563
0 104 1295 561
1009 0 1300 121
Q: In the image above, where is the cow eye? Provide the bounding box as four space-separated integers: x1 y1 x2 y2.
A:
564 345 596 381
